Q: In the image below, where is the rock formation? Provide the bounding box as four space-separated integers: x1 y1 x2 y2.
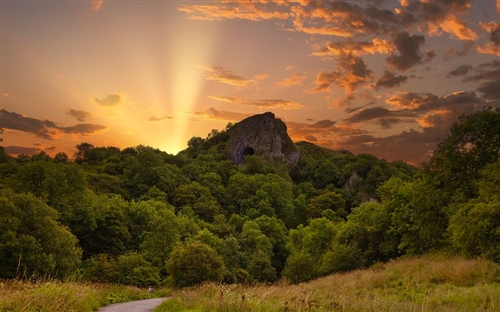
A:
226 112 299 167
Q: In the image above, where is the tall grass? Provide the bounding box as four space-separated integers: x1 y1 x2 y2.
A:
0 277 167 312
156 253 500 312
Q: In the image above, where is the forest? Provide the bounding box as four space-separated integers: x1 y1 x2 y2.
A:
1 107 500 288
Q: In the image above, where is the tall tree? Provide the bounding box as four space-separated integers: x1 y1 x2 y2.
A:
0 190 82 278
426 107 500 199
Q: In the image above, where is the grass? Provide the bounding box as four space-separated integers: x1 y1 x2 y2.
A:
0 277 171 312
155 253 500 312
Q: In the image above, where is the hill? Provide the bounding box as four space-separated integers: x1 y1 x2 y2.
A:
158 253 500 311
1 108 500 292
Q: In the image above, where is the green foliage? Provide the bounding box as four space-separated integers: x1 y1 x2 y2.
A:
427 107 500 199
306 191 346 220
0 190 82 278
70 192 132 259
380 176 449 255
9 160 86 223
282 252 314 283
116 252 161 287
450 202 500 262
139 202 181 267
340 201 397 265
8 109 496 290
166 241 225 287
449 160 500 262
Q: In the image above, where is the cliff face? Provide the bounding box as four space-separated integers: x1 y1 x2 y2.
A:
226 112 299 167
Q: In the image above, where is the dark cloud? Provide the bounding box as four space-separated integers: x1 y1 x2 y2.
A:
315 53 374 94
386 32 427 71
344 107 407 124
490 26 500 45
310 120 336 128
93 94 121 106
444 40 474 59
338 129 433 165
447 65 473 77
3 146 41 155
375 70 408 89
1 108 55 139
67 109 92 122
0 108 107 139
377 117 402 129
304 135 317 142
60 124 107 135
464 64 500 82
148 115 173 122
477 81 500 100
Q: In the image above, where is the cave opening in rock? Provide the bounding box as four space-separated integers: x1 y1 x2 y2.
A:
242 146 255 157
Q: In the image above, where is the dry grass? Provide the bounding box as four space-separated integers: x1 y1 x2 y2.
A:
156 253 500 312
0 278 160 312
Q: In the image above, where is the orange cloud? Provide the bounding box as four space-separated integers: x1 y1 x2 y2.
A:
477 43 500 56
312 38 394 58
497 0 500 13
479 21 500 32
200 66 267 88
276 72 307 87
91 0 103 11
208 95 303 110
416 109 450 128
314 53 374 94
179 3 289 21
386 92 434 109
438 15 477 40
194 107 250 121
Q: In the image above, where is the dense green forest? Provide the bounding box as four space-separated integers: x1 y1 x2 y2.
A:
1 107 500 288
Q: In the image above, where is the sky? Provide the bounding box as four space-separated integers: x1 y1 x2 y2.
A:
1 0 499 165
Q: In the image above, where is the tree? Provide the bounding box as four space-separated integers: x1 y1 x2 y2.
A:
426 107 500 199
450 201 500 262
449 159 500 262
10 161 86 224
282 252 314 283
116 252 161 287
0 190 82 278
383 176 449 255
339 201 397 265
140 203 180 267
239 221 276 282
70 192 132 259
166 241 225 287
74 142 95 164
306 191 346 220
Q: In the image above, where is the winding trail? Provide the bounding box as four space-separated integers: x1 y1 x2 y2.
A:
97 298 167 312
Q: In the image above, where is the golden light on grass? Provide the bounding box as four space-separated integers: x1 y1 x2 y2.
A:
159 253 500 312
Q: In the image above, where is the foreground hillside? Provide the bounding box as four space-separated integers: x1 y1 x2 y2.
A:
158 253 500 312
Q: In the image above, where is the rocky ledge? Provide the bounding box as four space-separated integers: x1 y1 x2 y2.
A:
226 112 299 167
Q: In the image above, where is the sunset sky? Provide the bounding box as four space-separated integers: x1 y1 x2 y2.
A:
1 0 499 165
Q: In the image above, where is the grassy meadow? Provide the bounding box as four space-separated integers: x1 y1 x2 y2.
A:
0 277 169 312
156 253 500 312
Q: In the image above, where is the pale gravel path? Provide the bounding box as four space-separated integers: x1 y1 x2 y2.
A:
97 298 167 312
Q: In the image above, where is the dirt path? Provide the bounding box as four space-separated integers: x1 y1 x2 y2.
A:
97 298 167 312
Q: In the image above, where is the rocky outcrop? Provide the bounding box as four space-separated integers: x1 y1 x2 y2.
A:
226 112 299 167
